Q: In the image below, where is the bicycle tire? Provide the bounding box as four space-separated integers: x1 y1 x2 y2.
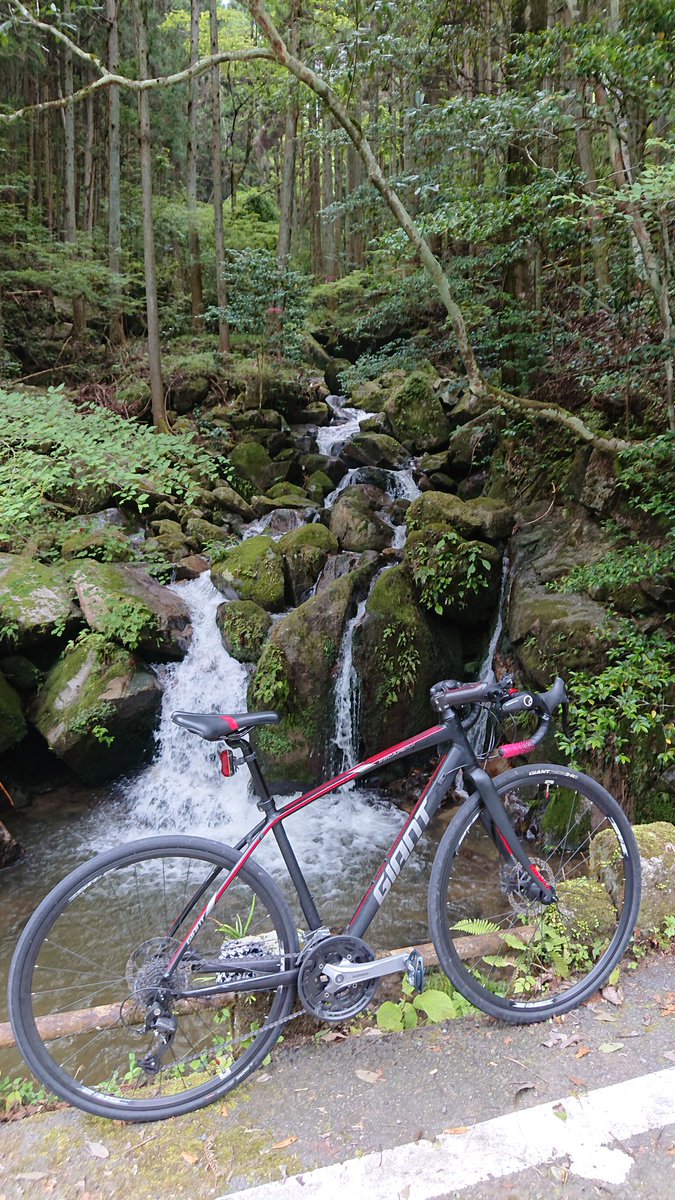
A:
8 835 299 1121
428 764 641 1023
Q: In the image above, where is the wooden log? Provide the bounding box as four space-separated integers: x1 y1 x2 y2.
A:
0 927 535 1050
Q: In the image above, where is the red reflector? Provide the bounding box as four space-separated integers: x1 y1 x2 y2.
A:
220 749 236 778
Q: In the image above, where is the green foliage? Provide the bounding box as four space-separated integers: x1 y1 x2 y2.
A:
340 339 426 391
0 1074 54 1113
0 386 222 549
377 623 420 707
618 435 675 526
559 621 675 772
251 645 290 709
213 249 310 364
557 540 675 597
408 531 492 615
376 972 474 1031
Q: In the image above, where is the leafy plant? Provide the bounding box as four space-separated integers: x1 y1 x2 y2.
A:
408 531 492 615
377 624 420 707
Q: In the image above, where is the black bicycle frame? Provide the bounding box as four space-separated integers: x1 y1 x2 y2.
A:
165 710 551 995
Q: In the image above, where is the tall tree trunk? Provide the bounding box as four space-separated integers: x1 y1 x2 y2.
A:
62 0 85 341
276 0 301 265
133 0 168 431
308 102 323 278
321 113 337 279
107 0 124 346
83 93 96 236
187 0 204 329
210 0 230 354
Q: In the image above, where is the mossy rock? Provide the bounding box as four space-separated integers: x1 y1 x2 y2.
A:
71 560 192 659
404 527 502 628
353 565 463 756
211 536 285 612
548 878 617 946
342 432 410 470
216 600 272 663
211 484 255 520
329 485 392 552
229 441 276 493
183 517 235 553
507 579 612 687
0 554 80 652
248 566 376 785
305 469 335 502
60 522 135 564
592 821 675 931
31 633 162 783
267 482 308 500
279 523 339 604
406 491 514 542
383 371 449 453
0 654 42 695
0 670 27 753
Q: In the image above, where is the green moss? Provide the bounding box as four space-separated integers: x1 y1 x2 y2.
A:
267 482 307 499
383 371 449 453
249 644 290 709
212 536 285 611
217 600 272 663
279 524 338 554
229 441 275 492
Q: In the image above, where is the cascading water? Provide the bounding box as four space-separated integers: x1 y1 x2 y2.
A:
331 598 367 773
469 551 511 758
315 395 375 458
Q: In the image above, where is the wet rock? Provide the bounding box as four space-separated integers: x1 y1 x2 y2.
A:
31 634 162 784
298 401 332 426
301 454 347 486
404 528 502 628
251 495 318 517
174 555 210 581
280 524 339 605
0 554 80 652
0 818 22 869
592 821 675 931
329 485 393 552
314 550 377 593
72 561 192 660
0 654 42 695
324 356 351 395
216 600 272 663
211 484 255 521
354 565 463 756
211 536 285 612
383 372 449 453
230 441 276 493
406 492 514 542
305 470 335 503
342 433 410 470
0 671 27 753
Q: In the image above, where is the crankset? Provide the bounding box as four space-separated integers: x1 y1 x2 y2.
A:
297 934 425 1022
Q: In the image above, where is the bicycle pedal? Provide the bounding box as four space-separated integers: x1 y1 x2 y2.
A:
405 949 425 994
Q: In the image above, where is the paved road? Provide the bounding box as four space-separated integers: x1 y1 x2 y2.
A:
0 953 673 1200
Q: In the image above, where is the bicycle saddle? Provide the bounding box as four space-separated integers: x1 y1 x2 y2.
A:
171 710 280 740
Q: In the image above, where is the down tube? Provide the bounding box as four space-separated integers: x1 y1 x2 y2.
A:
347 746 466 940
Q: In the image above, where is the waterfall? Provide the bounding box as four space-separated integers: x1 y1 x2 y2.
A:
315 395 374 458
470 552 511 758
331 598 367 773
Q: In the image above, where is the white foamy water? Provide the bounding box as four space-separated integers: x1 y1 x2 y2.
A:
315 395 375 457
120 573 403 905
331 598 367 773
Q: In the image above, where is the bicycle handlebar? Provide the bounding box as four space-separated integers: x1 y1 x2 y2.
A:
430 674 569 758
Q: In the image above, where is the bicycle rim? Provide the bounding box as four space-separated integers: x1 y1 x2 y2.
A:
429 765 641 1022
9 836 299 1120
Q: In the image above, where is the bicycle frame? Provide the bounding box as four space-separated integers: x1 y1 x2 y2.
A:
164 710 552 996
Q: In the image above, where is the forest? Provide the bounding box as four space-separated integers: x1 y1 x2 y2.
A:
0 0 673 833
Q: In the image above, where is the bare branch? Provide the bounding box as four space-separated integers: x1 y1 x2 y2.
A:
8 0 105 72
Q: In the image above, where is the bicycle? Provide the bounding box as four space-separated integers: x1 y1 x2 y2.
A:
8 674 641 1122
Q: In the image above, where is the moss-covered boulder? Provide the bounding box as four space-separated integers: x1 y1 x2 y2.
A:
305 470 335 503
383 372 449 454
229 441 276 493
183 517 235 553
216 600 272 663
211 536 285 612
406 491 514 542
211 484 255 521
0 670 27 753
0 554 80 652
592 821 675 931
72 561 192 660
329 485 393 552
0 654 42 694
507 577 611 687
280 524 339 604
31 633 162 783
404 527 502 628
342 433 410 470
354 565 463 756
248 566 376 785
60 519 135 563
267 482 308 500
547 878 617 948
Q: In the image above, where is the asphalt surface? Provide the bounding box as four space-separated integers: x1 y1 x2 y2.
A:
0 952 673 1199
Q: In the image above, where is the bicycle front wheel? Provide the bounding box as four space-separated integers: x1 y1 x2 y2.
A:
9 836 299 1121
428 765 641 1022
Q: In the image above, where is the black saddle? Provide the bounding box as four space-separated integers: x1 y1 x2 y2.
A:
171 710 279 741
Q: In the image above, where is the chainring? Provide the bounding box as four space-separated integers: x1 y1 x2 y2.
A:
297 934 377 1022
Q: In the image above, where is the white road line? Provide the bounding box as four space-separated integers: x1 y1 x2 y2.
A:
220 1066 675 1200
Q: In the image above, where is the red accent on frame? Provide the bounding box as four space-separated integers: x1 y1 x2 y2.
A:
498 830 514 856
360 726 445 767
220 715 239 731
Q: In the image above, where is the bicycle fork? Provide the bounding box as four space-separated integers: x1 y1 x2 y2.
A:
469 765 557 905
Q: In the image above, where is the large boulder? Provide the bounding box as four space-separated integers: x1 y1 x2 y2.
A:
0 671 27 753
72 561 192 660
342 433 410 471
383 371 449 453
279 524 339 605
404 527 503 628
247 565 376 785
507 578 611 687
216 600 272 663
31 633 162 783
329 485 393 552
406 491 514 542
592 822 675 932
211 484 255 521
0 554 79 652
229 441 276 493
211 536 286 611
354 565 463 756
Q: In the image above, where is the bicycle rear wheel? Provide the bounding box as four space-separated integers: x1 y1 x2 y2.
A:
9 836 299 1121
428 765 641 1022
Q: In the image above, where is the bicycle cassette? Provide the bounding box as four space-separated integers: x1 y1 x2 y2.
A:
297 934 377 1022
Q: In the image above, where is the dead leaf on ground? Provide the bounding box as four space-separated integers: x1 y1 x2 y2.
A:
514 1083 536 1102
85 1141 109 1160
568 1076 587 1087
601 985 624 1006
574 1046 591 1059
355 1068 382 1083
598 1042 624 1053
181 1153 199 1166
541 1032 579 1049
593 1011 619 1023
552 1103 568 1122
271 1136 298 1150
443 1126 469 1135
322 1030 347 1043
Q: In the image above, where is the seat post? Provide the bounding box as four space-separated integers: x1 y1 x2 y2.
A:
237 739 276 811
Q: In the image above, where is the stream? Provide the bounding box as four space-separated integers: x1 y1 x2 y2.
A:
0 391 507 1072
